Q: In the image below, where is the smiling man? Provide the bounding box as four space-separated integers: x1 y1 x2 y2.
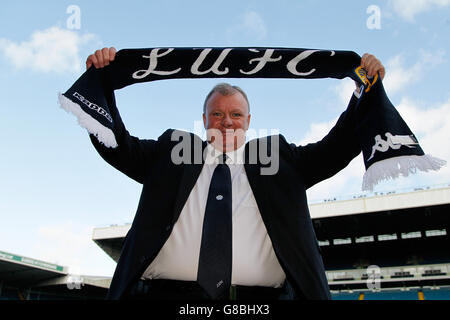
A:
85 47 385 300
203 83 251 154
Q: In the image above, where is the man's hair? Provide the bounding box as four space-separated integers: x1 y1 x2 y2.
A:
203 83 250 114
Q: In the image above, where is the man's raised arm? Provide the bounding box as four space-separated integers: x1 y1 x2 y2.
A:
292 53 386 188
85 47 161 184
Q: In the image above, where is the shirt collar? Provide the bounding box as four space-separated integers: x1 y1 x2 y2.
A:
205 143 246 165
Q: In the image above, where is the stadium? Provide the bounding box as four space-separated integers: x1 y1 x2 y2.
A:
1 184 449 300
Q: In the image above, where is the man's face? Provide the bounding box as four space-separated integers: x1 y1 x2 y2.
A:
203 91 251 152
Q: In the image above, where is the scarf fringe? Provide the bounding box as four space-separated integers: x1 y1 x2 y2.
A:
58 93 118 148
362 155 447 191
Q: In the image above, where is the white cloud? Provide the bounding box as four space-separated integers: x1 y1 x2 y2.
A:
384 54 420 93
396 98 450 163
383 50 445 94
332 78 358 106
298 117 338 146
306 155 366 202
389 0 450 22
227 11 267 40
33 220 115 276
297 115 367 201
0 26 97 73
242 11 267 39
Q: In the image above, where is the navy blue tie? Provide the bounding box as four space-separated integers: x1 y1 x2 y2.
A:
197 154 232 299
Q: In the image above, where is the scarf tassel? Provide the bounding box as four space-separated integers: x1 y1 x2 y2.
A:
58 93 118 148
362 155 447 192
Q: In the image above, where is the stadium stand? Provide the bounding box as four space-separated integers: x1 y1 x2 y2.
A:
0 250 110 300
314 185 450 300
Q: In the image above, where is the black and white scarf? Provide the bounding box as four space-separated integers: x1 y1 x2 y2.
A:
58 47 445 191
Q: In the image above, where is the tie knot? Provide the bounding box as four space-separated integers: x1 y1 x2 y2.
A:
218 154 228 165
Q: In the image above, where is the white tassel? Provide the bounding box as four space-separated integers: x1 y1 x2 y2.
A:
58 93 118 148
362 155 447 191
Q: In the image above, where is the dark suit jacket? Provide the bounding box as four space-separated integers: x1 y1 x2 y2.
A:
90 93 362 300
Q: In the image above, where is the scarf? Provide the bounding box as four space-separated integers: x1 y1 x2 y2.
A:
58 47 445 191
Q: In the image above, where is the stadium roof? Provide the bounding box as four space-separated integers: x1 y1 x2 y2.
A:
0 250 68 286
0 249 110 299
309 184 450 219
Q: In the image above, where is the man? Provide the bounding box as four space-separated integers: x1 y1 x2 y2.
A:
86 47 385 300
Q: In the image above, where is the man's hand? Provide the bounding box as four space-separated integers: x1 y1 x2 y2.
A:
86 47 117 70
355 53 385 93
361 53 385 80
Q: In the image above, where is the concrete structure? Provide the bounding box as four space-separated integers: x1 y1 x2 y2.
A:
309 184 450 218
0 250 110 300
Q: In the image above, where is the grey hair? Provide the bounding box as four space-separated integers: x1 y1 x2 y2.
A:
203 83 250 114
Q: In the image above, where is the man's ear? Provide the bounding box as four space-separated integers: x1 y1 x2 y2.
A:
203 113 207 129
246 114 251 129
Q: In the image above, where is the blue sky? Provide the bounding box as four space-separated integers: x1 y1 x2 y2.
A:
1 1 449 277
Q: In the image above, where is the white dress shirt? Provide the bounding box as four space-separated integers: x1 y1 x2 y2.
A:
142 143 286 288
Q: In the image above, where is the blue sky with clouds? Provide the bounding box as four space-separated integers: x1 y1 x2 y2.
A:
1 0 449 277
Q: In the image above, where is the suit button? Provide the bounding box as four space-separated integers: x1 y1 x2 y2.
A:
165 224 172 231
140 256 147 263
